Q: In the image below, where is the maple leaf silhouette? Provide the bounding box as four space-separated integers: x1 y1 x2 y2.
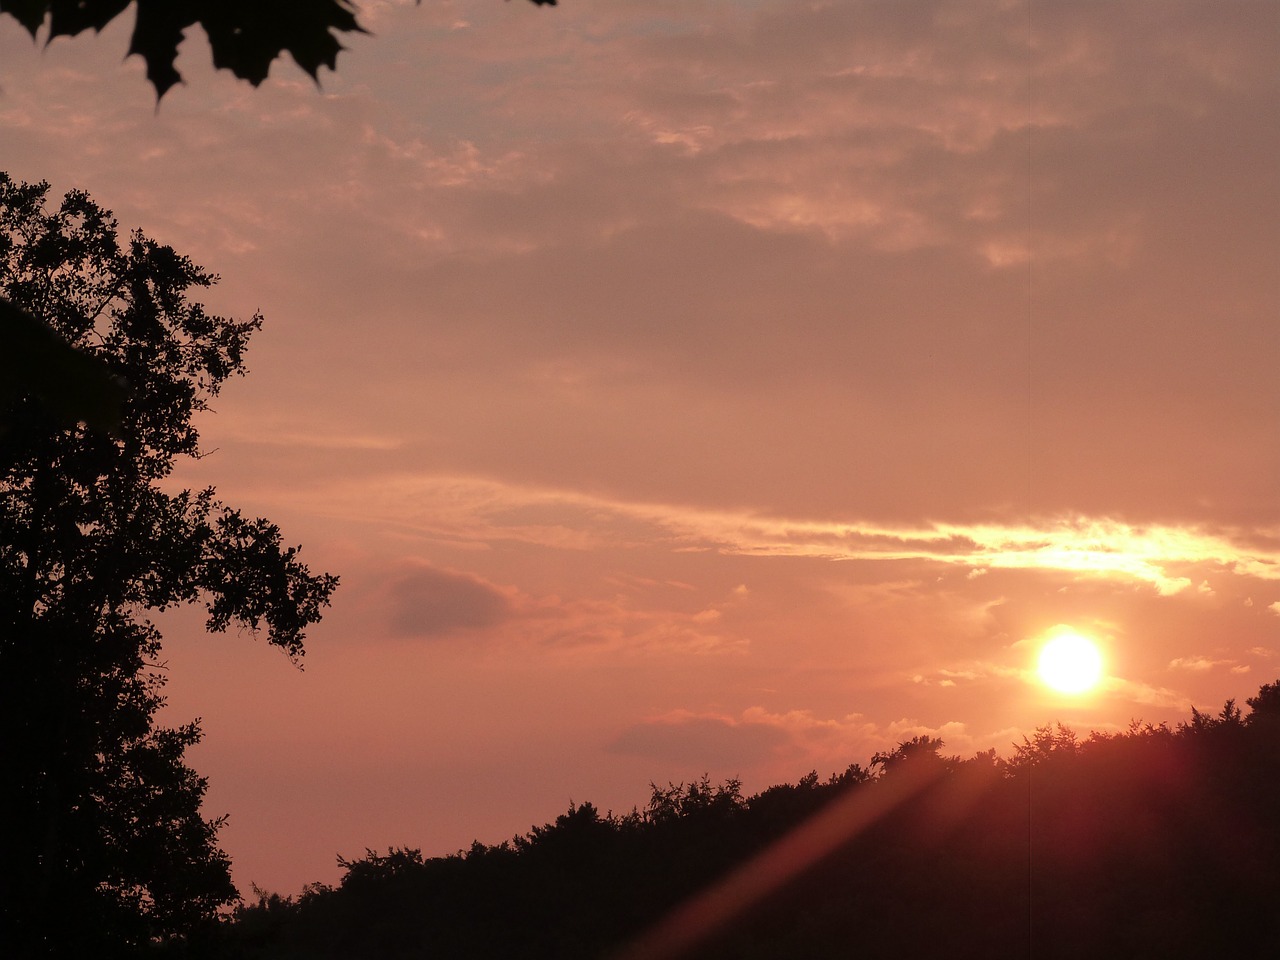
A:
0 0 557 99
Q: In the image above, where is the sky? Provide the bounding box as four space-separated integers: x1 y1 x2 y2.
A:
2 0 1278 896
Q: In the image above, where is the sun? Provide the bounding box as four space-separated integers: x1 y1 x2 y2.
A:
1037 631 1104 694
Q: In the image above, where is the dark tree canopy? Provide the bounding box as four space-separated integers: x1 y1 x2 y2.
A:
0 295 127 436
226 688 1280 960
0 0 557 98
0 172 338 955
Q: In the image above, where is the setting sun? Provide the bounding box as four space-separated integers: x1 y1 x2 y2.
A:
1037 632 1104 694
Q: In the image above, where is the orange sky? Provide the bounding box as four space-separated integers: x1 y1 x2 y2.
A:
3 0 1277 896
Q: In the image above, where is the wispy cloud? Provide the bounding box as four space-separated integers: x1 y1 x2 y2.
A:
608 710 792 769
608 703 1057 776
292 474 1280 594
220 428 404 451
1100 677 1186 710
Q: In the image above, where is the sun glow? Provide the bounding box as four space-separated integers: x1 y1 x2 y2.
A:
1037 631 1104 694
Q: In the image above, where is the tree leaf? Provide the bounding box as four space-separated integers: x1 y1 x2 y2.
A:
199 1 366 87
46 0 130 37
0 0 48 34
0 1 560 98
126 0 196 98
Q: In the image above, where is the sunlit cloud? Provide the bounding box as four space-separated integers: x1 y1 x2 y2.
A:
486 588 752 658
1168 656 1232 673
1099 677 1185 710
736 706 1023 768
289 474 1280 596
615 690 1226 782
609 706 990 776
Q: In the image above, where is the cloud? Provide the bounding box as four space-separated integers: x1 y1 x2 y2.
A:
385 563 514 638
285 473 1280 596
607 711 792 769
530 595 749 657
607 706 986 777
13 0 1274 539
737 706 990 766
1101 677 1185 710
220 426 404 451
912 664 990 688
1172 660 1239 670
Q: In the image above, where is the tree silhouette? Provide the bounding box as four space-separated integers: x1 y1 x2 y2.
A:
225 682 1280 960
1247 680 1280 724
0 172 337 956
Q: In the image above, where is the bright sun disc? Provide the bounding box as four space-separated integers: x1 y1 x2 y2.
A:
1037 633 1103 694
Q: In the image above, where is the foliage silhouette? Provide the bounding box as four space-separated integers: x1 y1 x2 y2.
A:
0 172 337 956
0 295 128 436
0 0 558 99
225 682 1280 960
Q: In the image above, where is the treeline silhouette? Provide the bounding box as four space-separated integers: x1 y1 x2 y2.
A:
223 683 1280 960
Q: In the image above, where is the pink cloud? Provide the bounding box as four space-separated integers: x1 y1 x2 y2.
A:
608 711 792 770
